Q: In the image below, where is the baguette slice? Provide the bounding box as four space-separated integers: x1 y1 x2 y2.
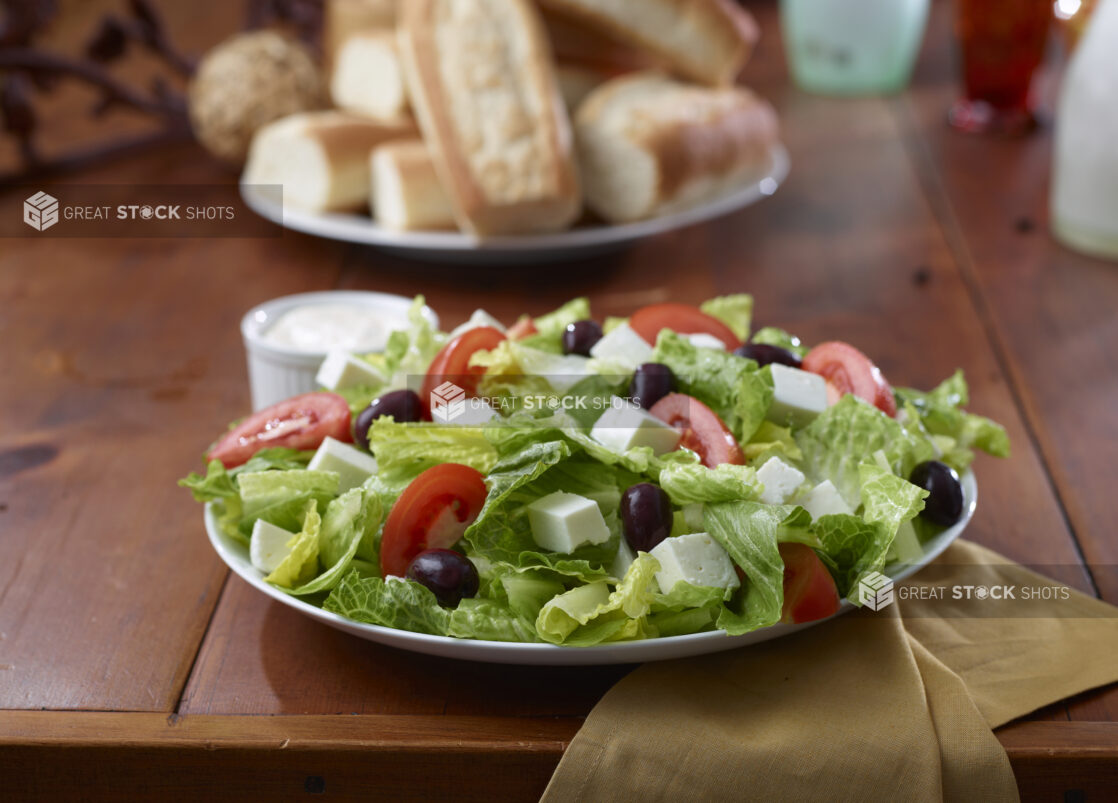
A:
575 72 779 223
325 0 397 65
398 0 581 237
330 30 410 121
244 111 416 212
371 140 456 231
538 0 759 86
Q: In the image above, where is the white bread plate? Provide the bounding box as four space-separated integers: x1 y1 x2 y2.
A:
239 143 787 265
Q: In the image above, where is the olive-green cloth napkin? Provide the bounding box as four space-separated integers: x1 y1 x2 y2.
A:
542 540 1118 802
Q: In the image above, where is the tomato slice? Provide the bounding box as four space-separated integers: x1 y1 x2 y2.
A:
420 326 506 411
779 543 840 624
801 341 897 417
506 316 538 340
205 392 351 468
629 303 740 350
380 463 488 577
649 393 744 467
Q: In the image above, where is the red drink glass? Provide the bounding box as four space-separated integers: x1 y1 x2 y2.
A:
949 0 1054 135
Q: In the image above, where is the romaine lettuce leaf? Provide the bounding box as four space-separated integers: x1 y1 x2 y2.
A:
265 499 322 589
463 440 620 579
179 449 314 503
324 573 451 635
282 487 386 596
702 501 792 635
742 421 803 466
648 581 726 636
750 326 807 358
238 470 339 518
516 297 591 354
895 370 1010 471
448 598 541 642
700 294 753 341
658 462 762 505
381 295 446 387
796 395 936 509
368 419 498 481
651 332 771 441
323 570 540 642
535 553 661 645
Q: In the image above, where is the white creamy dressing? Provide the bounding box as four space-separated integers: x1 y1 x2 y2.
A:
263 303 404 353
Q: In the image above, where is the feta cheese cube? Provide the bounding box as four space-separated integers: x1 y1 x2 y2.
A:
448 309 506 340
590 398 682 455
800 480 854 519
250 519 296 574
450 397 500 427
315 350 386 392
766 364 828 427
307 436 378 493
610 538 637 579
527 492 611 553
686 333 728 351
756 457 806 505
650 533 740 593
589 323 654 371
518 348 592 393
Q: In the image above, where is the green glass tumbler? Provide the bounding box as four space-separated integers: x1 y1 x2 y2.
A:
781 0 931 95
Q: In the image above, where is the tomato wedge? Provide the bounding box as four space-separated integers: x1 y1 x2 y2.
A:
649 393 744 467
506 316 538 340
779 543 840 624
420 326 505 412
802 341 897 417
629 303 740 350
205 392 351 468
380 463 488 577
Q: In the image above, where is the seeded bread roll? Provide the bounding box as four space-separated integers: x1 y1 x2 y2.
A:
398 0 581 237
244 111 416 212
538 0 759 86
370 140 456 231
575 72 779 223
330 30 410 121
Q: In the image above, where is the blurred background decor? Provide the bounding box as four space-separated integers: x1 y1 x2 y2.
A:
0 0 321 180
1051 0 1118 260
948 0 1053 135
780 0 930 95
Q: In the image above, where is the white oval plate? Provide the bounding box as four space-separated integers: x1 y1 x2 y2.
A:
240 146 790 265
204 471 975 666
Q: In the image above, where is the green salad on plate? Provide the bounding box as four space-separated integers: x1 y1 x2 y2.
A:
182 295 1008 646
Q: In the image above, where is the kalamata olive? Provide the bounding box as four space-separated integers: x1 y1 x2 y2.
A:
733 343 803 369
629 362 676 409
909 460 965 527
354 389 424 449
621 483 673 552
405 548 480 607
562 320 604 356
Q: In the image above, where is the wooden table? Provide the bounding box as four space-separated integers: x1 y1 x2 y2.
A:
2 1 1116 799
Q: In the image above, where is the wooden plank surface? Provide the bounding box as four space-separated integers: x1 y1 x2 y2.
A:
1 0 1117 797
2 712 1116 802
0 148 346 710
897 0 1118 723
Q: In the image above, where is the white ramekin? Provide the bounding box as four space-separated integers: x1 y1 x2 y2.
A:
241 290 439 411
